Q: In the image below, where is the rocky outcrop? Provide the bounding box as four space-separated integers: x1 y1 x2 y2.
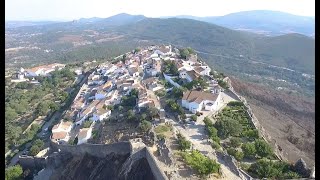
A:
293 158 311 178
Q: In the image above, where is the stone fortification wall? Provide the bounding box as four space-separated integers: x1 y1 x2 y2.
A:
144 147 168 180
50 141 132 158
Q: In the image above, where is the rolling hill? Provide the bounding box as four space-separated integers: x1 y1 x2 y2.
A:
115 17 315 74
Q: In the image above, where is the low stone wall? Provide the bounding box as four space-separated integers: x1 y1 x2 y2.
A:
19 156 47 170
50 141 132 158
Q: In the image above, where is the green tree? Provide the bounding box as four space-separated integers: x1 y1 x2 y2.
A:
147 107 159 118
254 139 273 158
127 110 135 121
177 133 191 151
140 113 147 121
215 119 242 138
249 158 279 178
118 105 124 112
172 87 183 99
49 102 59 111
241 142 256 158
33 139 44 148
139 120 152 132
203 117 213 127
190 115 197 121
5 107 18 122
83 121 92 128
29 145 40 156
106 105 114 111
230 137 242 148
244 129 260 140
227 148 244 161
211 141 221 150
182 150 220 176
35 101 49 116
5 165 23 180
207 126 218 138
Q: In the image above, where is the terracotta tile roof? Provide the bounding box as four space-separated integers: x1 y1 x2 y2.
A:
82 100 99 115
194 66 205 74
182 90 219 104
103 81 113 90
26 63 65 73
52 131 68 140
142 77 157 86
72 97 85 109
78 128 91 140
96 100 105 109
52 121 73 131
186 70 200 80
95 108 109 115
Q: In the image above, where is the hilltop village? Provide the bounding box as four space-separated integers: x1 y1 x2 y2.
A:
10 45 314 180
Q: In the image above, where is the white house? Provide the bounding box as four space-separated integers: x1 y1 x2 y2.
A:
91 100 111 121
51 121 73 144
76 100 100 125
182 90 221 113
128 67 139 77
179 70 200 83
193 66 211 76
52 121 73 133
25 63 65 77
77 128 92 145
92 108 111 121
51 132 70 144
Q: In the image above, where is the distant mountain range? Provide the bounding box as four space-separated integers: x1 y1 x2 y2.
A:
6 10 314 37
162 10 315 37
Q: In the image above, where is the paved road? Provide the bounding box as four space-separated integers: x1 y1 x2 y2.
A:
7 71 90 167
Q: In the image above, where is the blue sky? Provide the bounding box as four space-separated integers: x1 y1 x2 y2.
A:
6 0 315 21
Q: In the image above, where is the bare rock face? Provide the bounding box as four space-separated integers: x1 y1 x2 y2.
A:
293 158 311 178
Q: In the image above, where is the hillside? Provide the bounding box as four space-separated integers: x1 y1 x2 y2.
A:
116 18 315 74
169 10 315 36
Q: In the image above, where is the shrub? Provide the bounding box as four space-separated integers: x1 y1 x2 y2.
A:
211 136 221 144
241 142 256 158
254 139 273 158
249 158 280 178
207 126 218 138
139 120 152 132
5 165 23 180
157 134 165 141
227 101 244 106
203 117 213 127
211 141 221 150
190 115 197 121
83 121 92 128
182 150 220 176
177 133 191 151
227 148 244 161
230 137 242 148
242 129 259 140
215 119 242 138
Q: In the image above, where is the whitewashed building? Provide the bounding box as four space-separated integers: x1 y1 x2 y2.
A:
77 128 92 145
182 90 221 113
